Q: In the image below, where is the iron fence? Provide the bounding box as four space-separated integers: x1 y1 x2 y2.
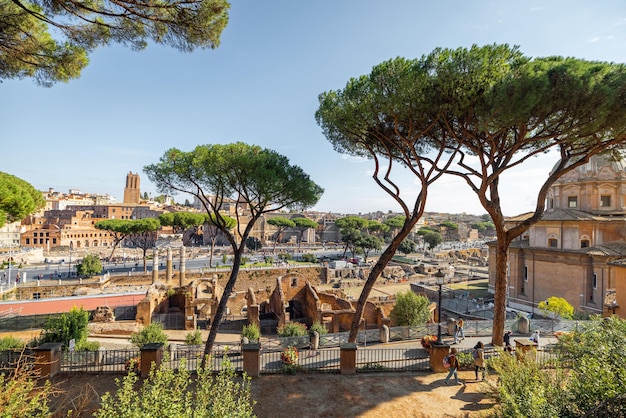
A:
260 348 341 374
356 347 431 373
61 349 140 374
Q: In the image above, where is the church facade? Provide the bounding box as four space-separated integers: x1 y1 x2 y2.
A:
492 154 626 318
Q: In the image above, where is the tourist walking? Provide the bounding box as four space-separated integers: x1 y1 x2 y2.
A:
530 330 540 345
473 341 485 380
455 317 465 341
443 347 462 385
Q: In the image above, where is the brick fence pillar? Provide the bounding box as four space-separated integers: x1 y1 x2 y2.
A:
242 343 261 377
340 342 357 375
140 343 164 378
429 343 451 373
33 342 63 379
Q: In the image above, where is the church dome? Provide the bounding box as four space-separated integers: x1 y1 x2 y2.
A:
547 152 626 215
551 153 626 184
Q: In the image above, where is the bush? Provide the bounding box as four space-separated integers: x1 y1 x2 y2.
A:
184 330 203 345
390 291 431 326
75 340 101 351
0 356 53 418
75 254 102 277
277 322 307 337
36 306 90 349
242 323 261 342
301 253 317 263
95 355 255 417
0 336 25 350
130 323 168 349
309 321 328 335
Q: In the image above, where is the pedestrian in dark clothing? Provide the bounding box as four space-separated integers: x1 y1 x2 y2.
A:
504 330 512 347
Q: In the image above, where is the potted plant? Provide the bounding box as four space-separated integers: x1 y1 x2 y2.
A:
421 335 437 349
281 346 299 365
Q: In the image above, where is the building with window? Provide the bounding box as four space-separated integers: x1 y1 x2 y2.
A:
494 154 626 318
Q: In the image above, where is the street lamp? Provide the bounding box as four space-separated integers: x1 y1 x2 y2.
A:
68 241 73 278
435 268 446 345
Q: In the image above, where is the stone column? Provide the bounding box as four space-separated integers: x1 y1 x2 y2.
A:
179 247 186 286
340 342 357 375
242 343 261 377
152 248 158 284
140 342 164 379
166 247 173 284
33 342 63 378
380 325 390 344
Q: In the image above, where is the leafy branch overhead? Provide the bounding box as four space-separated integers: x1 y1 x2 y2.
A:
1 0 230 86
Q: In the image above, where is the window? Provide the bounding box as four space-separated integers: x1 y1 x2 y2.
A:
593 273 597 289
548 238 558 248
25 238 30 244
547 198 554 209
581 240 590 248
568 196 578 208
600 195 611 207
524 266 528 282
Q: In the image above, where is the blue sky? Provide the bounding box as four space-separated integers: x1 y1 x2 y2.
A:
3 1 626 216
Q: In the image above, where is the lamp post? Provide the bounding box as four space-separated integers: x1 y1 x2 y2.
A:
435 268 445 345
68 241 73 278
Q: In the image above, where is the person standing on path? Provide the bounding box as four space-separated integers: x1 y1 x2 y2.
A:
444 347 462 385
473 341 485 380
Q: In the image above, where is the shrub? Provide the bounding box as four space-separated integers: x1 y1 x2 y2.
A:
242 323 261 342
0 356 53 418
75 340 101 351
0 336 25 350
36 306 90 349
95 355 255 417
390 291 430 326
309 321 328 336
184 330 202 345
130 323 168 348
277 322 307 337
301 253 317 263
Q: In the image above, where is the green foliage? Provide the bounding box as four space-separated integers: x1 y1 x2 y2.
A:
36 306 89 349
245 236 263 251
309 321 328 335
422 231 443 249
397 238 416 255
389 291 430 326
0 336 25 350
159 211 206 233
555 316 626 416
278 252 292 261
242 323 261 341
487 348 564 418
538 296 574 320
184 330 203 345
95 355 255 418
301 253 317 263
130 323 169 349
488 316 626 417
472 221 495 233
277 322 308 337
75 340 101 351
75 254 103 277
0 172 46 228
439 221 458 230
0 358 52 418
1 0 229 87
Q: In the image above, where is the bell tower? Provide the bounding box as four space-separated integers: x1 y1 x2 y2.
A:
123 172 141 204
